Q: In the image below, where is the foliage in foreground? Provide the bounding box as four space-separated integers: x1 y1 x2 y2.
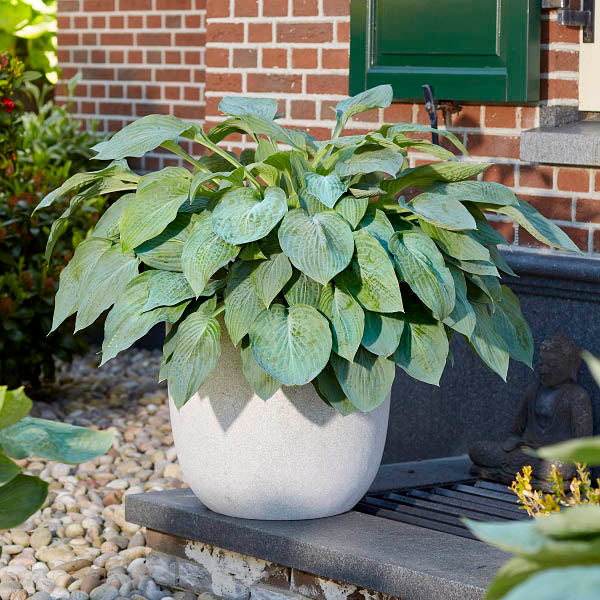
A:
468 352 600 599
1 56 108 388
40 85 579 412
0 386 113 528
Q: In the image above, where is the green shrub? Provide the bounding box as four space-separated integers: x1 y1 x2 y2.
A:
40 86 579 412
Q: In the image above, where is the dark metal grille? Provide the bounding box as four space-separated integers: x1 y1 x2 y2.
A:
356 480 529 540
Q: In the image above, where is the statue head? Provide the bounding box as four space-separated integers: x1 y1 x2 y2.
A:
539 334 581 387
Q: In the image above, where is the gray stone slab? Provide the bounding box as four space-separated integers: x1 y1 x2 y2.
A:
520 121 600 166
126 488 508 600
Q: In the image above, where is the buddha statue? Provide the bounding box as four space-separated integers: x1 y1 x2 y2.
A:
469 334 593 491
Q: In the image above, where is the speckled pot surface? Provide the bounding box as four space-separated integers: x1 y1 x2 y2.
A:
169 334 390 520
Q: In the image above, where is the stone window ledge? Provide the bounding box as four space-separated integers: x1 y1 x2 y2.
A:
520 121 600 167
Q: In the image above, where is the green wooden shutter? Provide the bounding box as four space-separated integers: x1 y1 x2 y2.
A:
350 0 540 103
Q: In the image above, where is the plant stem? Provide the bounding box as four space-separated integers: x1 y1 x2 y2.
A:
212 303 226 318
160 141 208 171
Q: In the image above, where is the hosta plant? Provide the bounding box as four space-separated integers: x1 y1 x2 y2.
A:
39 85 579 412
0 386 113 528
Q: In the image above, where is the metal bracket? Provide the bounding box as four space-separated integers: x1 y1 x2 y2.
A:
542 0 568 8
557 0 595 42
422 85 462 145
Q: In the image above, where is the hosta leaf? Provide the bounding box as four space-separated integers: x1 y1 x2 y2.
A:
583 350 600 388
304 172 346 208
358 208 395 250
318 283 365 361
248 162 279 187
468 273 502 302
249 304 331 385
501 567 600 600
278 209 354 285
168 303 221 409
314 365 357 416
428 180 517 206
488 245 517 277
189 170 234 201
330 347 395 412
389 229 455 320
283 272 323 308
92 114 194 160
399 193 476 231
219 96 278 120
336 147 404 178
470 302 509 380
419 220 490 261
121 167 192 249
0 417 114 463
334 85 392 132
491 286 533 368
141 271 195 313
93 193 136 239
52 237 113 332
0 475 48 529
212 186 288 244
101 272 190 364
0 453 21 486
361 311 404 357
396 139 456 160
0 386 32 430
241 339 282 401
74 245 139 332
224 261 266 345
334 195 368 229
299 191 327 215
394 308 449 385
251 253 293 307
240 241 267 261
341 229 403 313
446 256 499 277
442 266 476 339
182 212 240 296
537 436 600 465
135 214 193 272
493 198 580 252
387 123 468 155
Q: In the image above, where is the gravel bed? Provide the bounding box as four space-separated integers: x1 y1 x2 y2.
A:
0 348 202 600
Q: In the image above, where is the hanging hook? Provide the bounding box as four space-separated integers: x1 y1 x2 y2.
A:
422 84 439 145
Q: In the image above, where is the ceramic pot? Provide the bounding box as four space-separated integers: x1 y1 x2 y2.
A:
169 332 390 520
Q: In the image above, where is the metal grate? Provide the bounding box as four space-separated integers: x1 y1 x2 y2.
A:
356 480 529 540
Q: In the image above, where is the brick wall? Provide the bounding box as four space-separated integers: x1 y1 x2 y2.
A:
56 0 600 254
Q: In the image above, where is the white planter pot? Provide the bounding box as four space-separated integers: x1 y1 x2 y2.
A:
169 333 390 520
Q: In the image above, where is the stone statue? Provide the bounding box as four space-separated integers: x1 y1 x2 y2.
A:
469 334 593 491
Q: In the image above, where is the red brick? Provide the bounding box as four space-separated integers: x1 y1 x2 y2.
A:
146 15 162 28
383 103 413 123
482 163 515 188
206 97 221 117
184 87 201 101
57 32 78 46
185 14 202 28
81 67 114 80
484 106 517 129
145 86 161 100
136 103 170 116
128 50 143 63
322 48 348 70
233 49 258 68
557 167 590 193
156 0 190 7
541 19 580 43
263 48 287 69
467 134 520 159
184 51 202 64
165 15 182 28
291 100 316 120
520 107 538 129
307 74 347 94
323 0 348 15
99 102 132 116
235 0 258 16
594 229 600 253
73 15 87 28
291 48 317 69
248 23 272 42
541 49 579 73
155 69 191 82
277 23 332 43
337 21 350 43
519 165 553 189
72 49 87 63
449 105 480 128
138 33 171 46
172 105 205 120
57 48 71 62
57 16 70 29
83 0 113 10
91 49 105 63
175 32 206 46
206 47 229 68
117 68 152 81
165 51 181 65
594 171 600 192
207 0 229 17
193 69 205 83
124 0 151 9
109 50 124 63
293 0 318 15
304 126 333 141
490 220 515 244
541 78 578 101
522 194 572 221
127 15 143 28
58 0 79 12
205 72 243 92
576 198 600 224
207 23 244 43
109 15 123 28
90 84 104 98
247 73 302 94
165 87 180 100
91 15 105 28
109 84 125 98
100 33 133 46
82 32 98 46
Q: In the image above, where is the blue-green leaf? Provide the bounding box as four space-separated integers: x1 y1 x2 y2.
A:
0 386 32 430
0 475 48 529
0 453 21 486
337 148 404 178
141 271 195 313
304 172 346 209
442 266 476 339
314 365 357 416
334 195 368 229
283 272 323 308
251 253 293 307
334 85 392 133
470 302 509 381
219 96 278 121
361 311 404 357
419 220 490 261
241 339 282 401
399 193 476 231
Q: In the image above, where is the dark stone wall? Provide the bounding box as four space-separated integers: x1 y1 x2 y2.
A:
383 249 600 464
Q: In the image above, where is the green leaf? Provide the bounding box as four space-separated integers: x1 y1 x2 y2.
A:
442 266 476 339
389 229 455 320
52 237 113 332
341 229 403 313
387 123 468 155
446 256 500 277
0 416 113 464
0 475 48 529
394 308 449 385
283 272 323 308
318 283 365 361
251 253 293 307
470 302 509 381
361 311 404 357
488 245 517 277
358 208 395 250
241 339 282 401
395 139 457 161
314 365 357 416
182 212 240 296
428 180 517 206
212 186 288 245
399 192 476 231
537 435 600 466
141 271 195 313
278 209 354 285
419 221 490 261
188 170 235 201
330 347 395 412
121 167 192 249
92 193 135 239
502 567 600 600
168 303 221 409
492 198 580 252
101 272 190 364
219 96 278 120
334 195 368 229
240 241 267 261
337 147 404 178
334 85 392 133
92 114 195 160
249 304 332 385
0 453 21 487
224 261 266 345
0 386 32 431
304 172 346 209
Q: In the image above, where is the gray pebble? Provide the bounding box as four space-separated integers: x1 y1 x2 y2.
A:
89 583 119 600
70 593 89 600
